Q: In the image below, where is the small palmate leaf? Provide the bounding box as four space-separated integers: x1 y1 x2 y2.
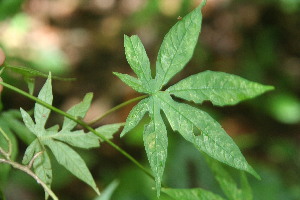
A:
155 3 204 90
62 93 93 131
113 72 147 93
124 35 152 89
162 188 225 200
143 97 168 197
167 70 275 106
121 98 150 137
157 93 259 178
45 139 100 194
34 74 53 130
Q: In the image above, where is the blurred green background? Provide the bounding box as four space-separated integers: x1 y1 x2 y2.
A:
0 0 299 199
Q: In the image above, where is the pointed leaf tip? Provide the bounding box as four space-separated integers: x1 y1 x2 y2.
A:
155 2 203 89
113 72 148 93
124 34 152 91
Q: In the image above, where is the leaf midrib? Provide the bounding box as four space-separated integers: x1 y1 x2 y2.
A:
168 87 261 92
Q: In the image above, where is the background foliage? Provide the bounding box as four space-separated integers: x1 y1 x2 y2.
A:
0 0 299 199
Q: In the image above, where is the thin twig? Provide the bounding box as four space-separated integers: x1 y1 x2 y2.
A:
0 147 8 159
28 151 44 169
0 158 58 200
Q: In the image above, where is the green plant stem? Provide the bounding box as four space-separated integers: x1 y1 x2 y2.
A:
0 81 154 180
0 158 58 200
87 95 148 125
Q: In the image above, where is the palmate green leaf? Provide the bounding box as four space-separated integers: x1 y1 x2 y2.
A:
124 35 152 91
20 75 100 197
113 72 147 93
167 71 275 106
117 0 273 197
44 139 99 194
162 188 225 200
154 2 204 90
205 156 253 200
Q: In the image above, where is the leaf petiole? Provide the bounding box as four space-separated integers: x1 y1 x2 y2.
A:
87 94 148 126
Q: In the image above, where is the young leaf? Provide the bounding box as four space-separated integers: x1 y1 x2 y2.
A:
20 75 100 197
44 139 100 194
162 188 225 200
113 72 147 93
143 97 168 197
124 35 152 88
62 92 93 131
34 74 53 130
167 71 275 106
155 3 204 90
